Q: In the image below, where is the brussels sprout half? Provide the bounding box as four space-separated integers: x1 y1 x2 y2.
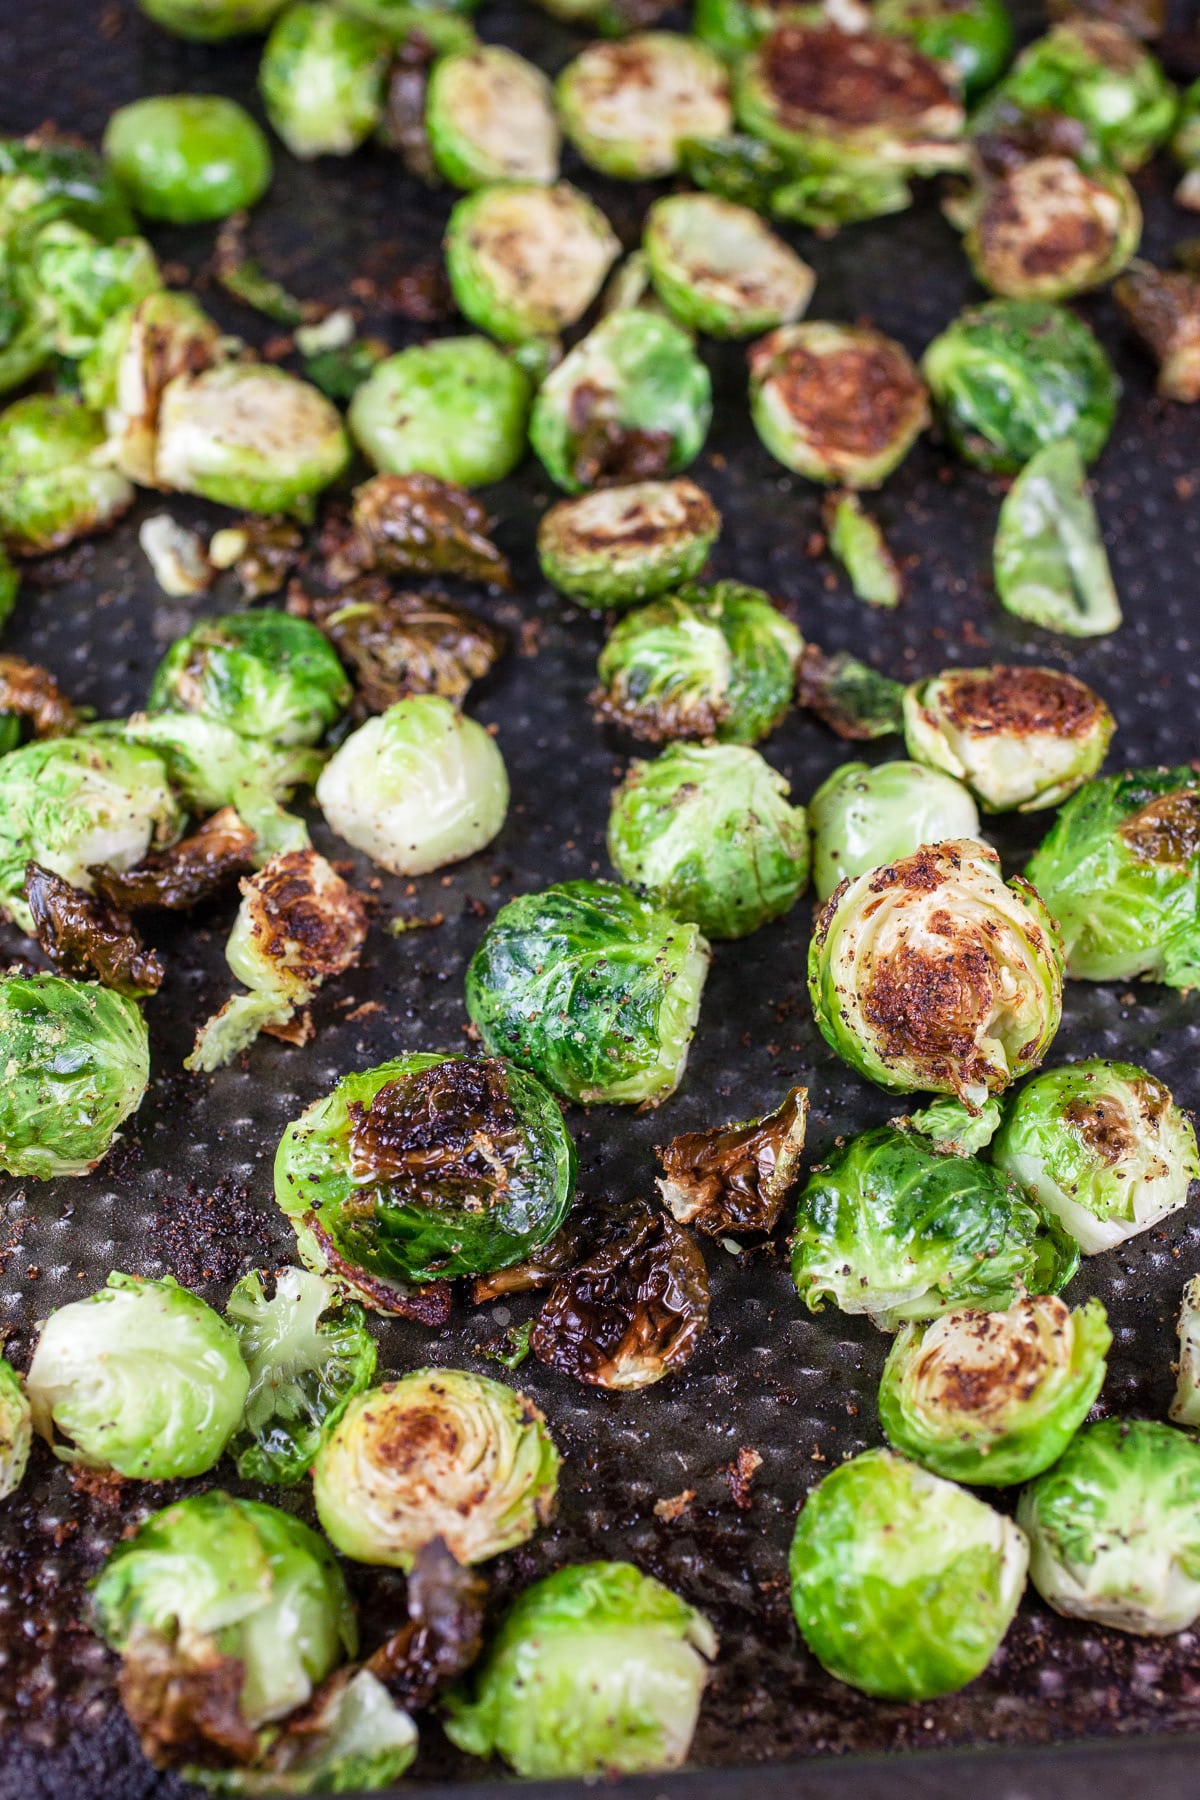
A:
135 0 287 38
427 45 560 188
790 1449 1028 1700
259 3 391 159
993 440 1123 637
748 322 930 488
444 1562 716 1777
538 478 720 610
643 194 813 341
79 290 226 487
557 34 732 180
444 182 618 347
0 393 134 558
103 95 273 224
874 0 1014 100
155 363 350 516
961 156 1141 303
1170 1276 1200 1430
150 609 350 748
808 759 980 902
465 879 709 1107
1114 262 1200 405
349 336 531 487
0 1357 31 1500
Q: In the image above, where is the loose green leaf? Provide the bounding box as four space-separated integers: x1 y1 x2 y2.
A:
825 491 902 608
994 439 1121 636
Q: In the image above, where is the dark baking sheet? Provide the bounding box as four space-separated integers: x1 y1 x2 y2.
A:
2 0 1200 1794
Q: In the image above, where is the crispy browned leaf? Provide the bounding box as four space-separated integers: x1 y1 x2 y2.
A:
0 654 80 738
26 861 163 996
90 808 256 911
367 1538 486 1713
118 1624 260 1770
796 644 905 740
1114 263 1200 403
656 1086 809 1236
294 578 505 712
351 473 512 589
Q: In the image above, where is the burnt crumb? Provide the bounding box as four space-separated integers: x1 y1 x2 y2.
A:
722 1446 763 1511
146 1178 279 1287
653 1488 696 1522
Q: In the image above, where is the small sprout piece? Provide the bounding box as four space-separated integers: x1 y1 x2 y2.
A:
350 471 512 586
215 1667 417 1792
594 581 801 747
0 654 79 744
155 364 350 517
824 491 901 607
445 1562 716 1777
749 323 929 489
0 394 133 557
150 610 351 749
465 879 709 1107
138 515 212 599
1115 263 1200 404
809 759 979 903
538 478 720 610
1170 1277 1200 1429
607 741 809 939
531 311 712 494
994 440 1122 637
349 337 531 487
557 34 731 180
657 1086 807 1235
225 1266 377 1485
312 1368 559 1567
316 694 508 875
368 1536 486 1713
259 3 390 158
879 1296 1111 1486
874 0 1014 100
0 549 18 631
79 290 225 487
922 297 1119 474
962 157 1141 302
295 583 505 712
1018 1419 1200 1635
809 840 1063 1106
26 862 164 997
445 182 619 347
120 712 319 854
427 46 559 187
908 1093 1003 1156
0 1358 30 1499
796 645 905 741
28 1272 248 1479
992 1059 1198 1255
134 0 288 38
789 1449 1028 1700
92 807 256 911
1175 80 1200 211
903 665 1114 813
103 95 272 224
213 215 308 325
643 194 813 340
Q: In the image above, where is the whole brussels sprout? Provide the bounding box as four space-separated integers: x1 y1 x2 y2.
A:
258 3 391 158
643 193 813 340
748 322 930 489
809 840 1063 1107
0 1357 31 1499
1018 1419 1200 1635
681 129 915 231
444 1562 716 1776
444 182 618 347
791 1126 1078 1330
0 393 134 557
922 298 1119 474
26 1272 248 1480
789 1449 1028 1700
538 478 720 610
993 439 1123 637
1024 766 1200 985
902 665 1114 813
878 1295 1110 1486
1170 1276 1200 1429
427 45 560 187
960 156 1141 302
530 310 711 494
809 759 980 902
275 1052 576 1287
607 741 809 939
135 0 288 38
155 363 350 516
557 34 732 179
103 95 273 224
465 879 709 1106
594 581 801 747
312 1368 559 1567
992 1059 1198 1255
874 0 1014 100
316 693 508 874
349 336 530 487
149 610 351 748
79 290 225 487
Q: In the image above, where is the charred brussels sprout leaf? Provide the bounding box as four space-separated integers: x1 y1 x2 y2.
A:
557 34 732 180
445 182 618 348
796 645 905 741
1170 1276 1200 1429
1114 262 1200 404
150 610 351 748
259 3 390 159
0 1357 30 1499
349 336 530 487
188 1667 418 1794
349 471 512 587
960 156 1141 303
26 861 164 997
296 582 505 713
808 759 980 903
643 194 813 340
994 441 1122 636
874 0 1014 100
538 478 720 610
90 807 257 912
427 45 560 187
103 96 273 224
0 393 134 557
789 1449 1028 1700
0 654 79 744
657 1085 807 1235
366 1536 486 1714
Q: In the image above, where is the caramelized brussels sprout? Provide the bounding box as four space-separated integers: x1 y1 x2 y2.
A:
349 336 530 487
258 3 391 158
557 34 732 179
135 0 287 38
960 156 1141 301
347 470 512 587
444 182 618 347
1114 262 1200 403
26 861 164 998
538 478 720 610
103 95 273 223
0 393 133 557
657 1085 807 1235
90 806 256 912
155 363 350 516
643 194 813 340
79 290 225 487
808 759 980 902
875 0 1013 100
1170 1276 1200 1429
681 130 914 231
427 45 560 187
0 1357 30 1500
150 610 351 748
296 582 506 712
994 440 1123 636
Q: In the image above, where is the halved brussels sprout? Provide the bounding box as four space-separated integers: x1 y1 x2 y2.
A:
1171 1276 1200 1429
465 879 709 1106
922 297 1119 474
349 336 530 487
538 478 720 610
156 363 350 517
0 393 134 557
874 0 1014 100
427 45 559 187
1114 262 1200 404
903 665 1114 813
810 840 1063 1107
26 220 163 360
530 310 711 494
150 610 350 748
878 1295 1110 1486
643 194 813 340
960 156 1140 302
808 759 980 902
79 290 225 487
0 1357 30 1499
275 1052 576 1286
444 1562 716 1776
749 322 929 488
594 581 801 746
135 0 288 38
1025 766 1200 985
26 1271 248 1480
789 1449 1027 1700
607 740 808 939
1018 1419 1200 1635
994 440 1123 636
557 34 732 179
992 1059 1198 1255
312 1367 559 1566
103 95 273 224
444 182 618 347
680 129 915 231
259 3 391 158
298 585 506 714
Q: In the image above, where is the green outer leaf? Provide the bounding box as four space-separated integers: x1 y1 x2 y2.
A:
826 491 901 607
994 439 1121 636
0 1355 31 1499
148 609 351 748
908 1093 1001 1156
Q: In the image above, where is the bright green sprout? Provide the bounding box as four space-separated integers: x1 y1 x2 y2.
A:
874 0 1014 100
557 33 732 179
427 45 560 187
642 193 813 340
134 0 288 39
0 393 134 557
0 1357 31 1499
680 132 914 232
1170 1276 1200 1430
149 610 351 749
959 156 1141 303
79 289 225 486
538 478 720 611
444 181 618 347
994 440 1122 637
259 3 391 158
808 758 980 903
103 95 273 224
825 491 901 607
907 1093 1002 1157
25 220 162 360
349 336 530 487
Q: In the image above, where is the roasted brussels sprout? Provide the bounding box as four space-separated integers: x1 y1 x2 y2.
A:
1175 80 1200 210
0 1357 30 1500
642 194 813 341
878 1295 1109 1486
345 470 512 587
992 1059 1198 1255
465 880 709 1106
874 0 1013 100
26 1272 247 1480
922 298 1118 473
150 610 350 750
530 310 711 494
1114 263 1200 404
538 478 719 610
199 1667 417 1793
1024 766 1200 985
0 393 133 557
593 582 801 746
23 220 162 361
312 1368 559 1566
135 0 287 38
259 3 391 158
26 861 164 998
1018 1419 1200 1635
79 289 225 487
444 1562 716 1776
1170 1276 1200 1429
994 440 1123 636
607 741 808 939
427 45 560 187
959 155 1140 302
903 665 1114 813
790 1449 1027 1700
103 95 273 224
657 1085 807 1235
557 34 731 180
444 182 618 348
808 759 980 903
748 323 929 489
295 582 506 713
349 337 530 487
680 129 914 231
